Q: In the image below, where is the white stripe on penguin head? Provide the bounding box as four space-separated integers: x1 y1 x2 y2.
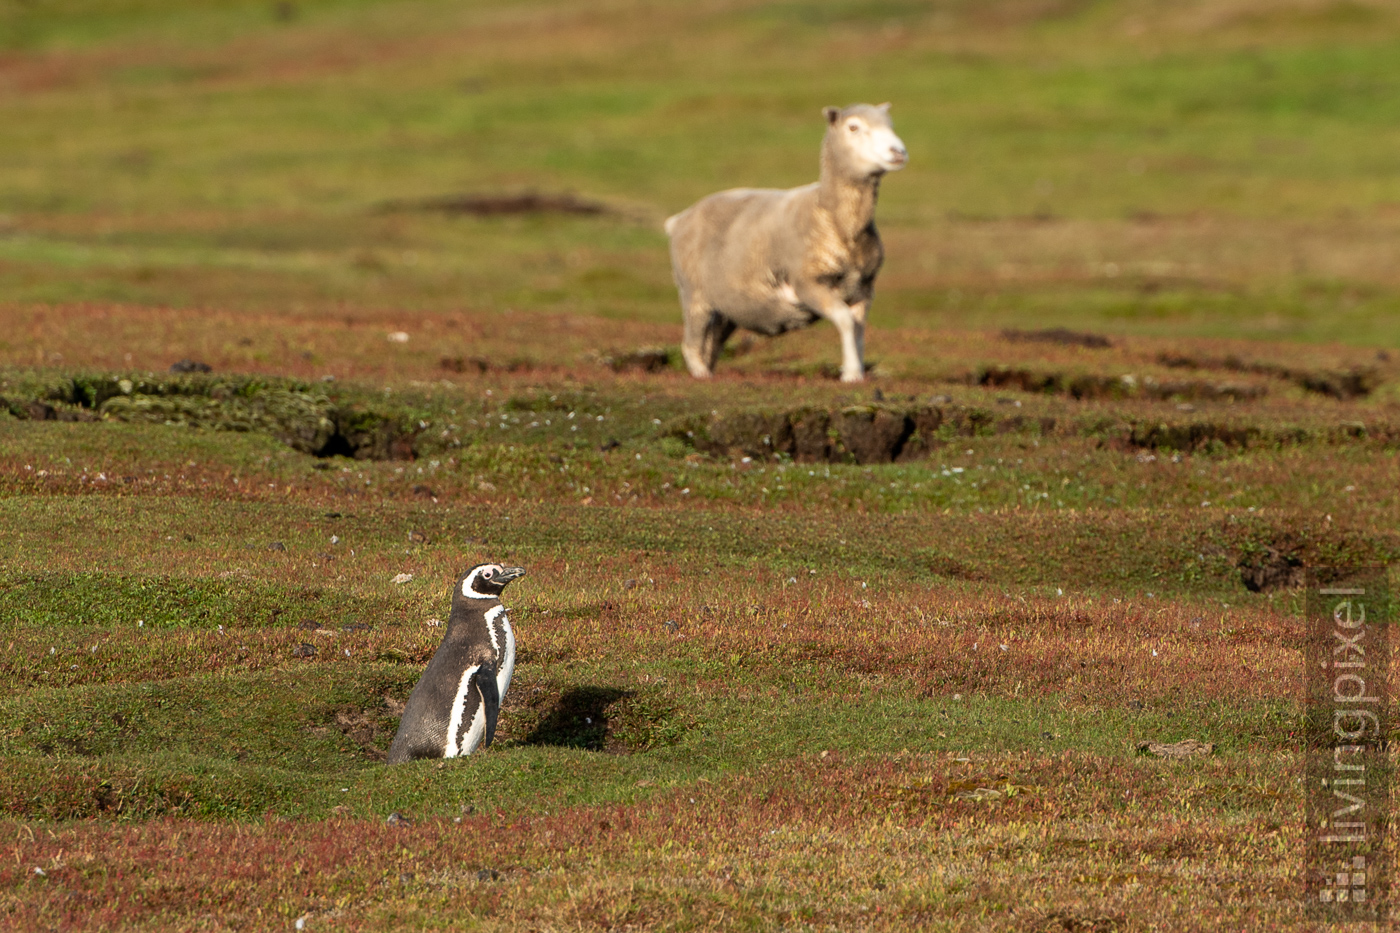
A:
461 564 505 599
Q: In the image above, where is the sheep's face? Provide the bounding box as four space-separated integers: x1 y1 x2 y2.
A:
826 103 908 177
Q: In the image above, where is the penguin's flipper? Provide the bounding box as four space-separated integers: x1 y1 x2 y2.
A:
477 661 500 748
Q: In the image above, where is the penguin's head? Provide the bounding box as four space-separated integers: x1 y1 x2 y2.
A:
457 562 526 600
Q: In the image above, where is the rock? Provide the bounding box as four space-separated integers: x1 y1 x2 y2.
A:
267 541 286 552
385 812 413 827
476 868 501 882
292 643 317 658
407 530 428 545
391 573 413 585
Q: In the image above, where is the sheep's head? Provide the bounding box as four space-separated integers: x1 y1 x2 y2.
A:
823 103 908 177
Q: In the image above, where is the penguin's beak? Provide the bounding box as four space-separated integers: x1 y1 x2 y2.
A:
496 566 526 585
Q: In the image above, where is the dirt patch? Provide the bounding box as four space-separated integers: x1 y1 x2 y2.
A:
2 399 99 423
1223 518 1399 593
1237 546 1305 593
1 373 419 460
918 550 986 581
169 359 213 374
313 695 404 761
439 356 534 375
381 191 611 216
683 401 1398 463
1157 352 1381 399
1124 421 1266 453
498 682 689 754
1001 327 1112 349
1117 418 1400 453
1026 909 1127 933
598 347 673 373
680 403 1029 464
1136 739 1215 759
976 366 1267 402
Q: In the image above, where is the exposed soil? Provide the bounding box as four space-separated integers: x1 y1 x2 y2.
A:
679 398 1400 464
313 695 405 761
1030 909 1128 933
1 374 419 460
1237 547 1305 593
975 366 1267 402
439 356 535 375
1001 328 1113 349
1135 739 1215 759
497 681 689 754
599 347 672 373
1157 352 1381 400
682 404 1016 465
382 191 611 216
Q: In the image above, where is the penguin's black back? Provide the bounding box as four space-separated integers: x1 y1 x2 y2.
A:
386 588 501 764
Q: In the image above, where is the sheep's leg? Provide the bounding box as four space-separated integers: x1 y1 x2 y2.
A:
795 282 866 382
826 301 866 382
702 317 737 373
681 297 717 378
840 303 862 381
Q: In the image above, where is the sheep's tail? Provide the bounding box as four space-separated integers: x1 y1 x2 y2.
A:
663 212 683 237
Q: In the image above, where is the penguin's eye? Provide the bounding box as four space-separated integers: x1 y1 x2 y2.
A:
482 568 493 578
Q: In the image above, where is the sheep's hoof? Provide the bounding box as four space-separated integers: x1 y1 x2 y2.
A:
840 371 865 383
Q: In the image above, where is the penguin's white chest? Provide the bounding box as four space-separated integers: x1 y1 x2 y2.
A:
486 604 515 700
443 664 488 758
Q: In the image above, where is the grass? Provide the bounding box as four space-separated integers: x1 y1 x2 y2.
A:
4 0 1400 340
2 0 1400 929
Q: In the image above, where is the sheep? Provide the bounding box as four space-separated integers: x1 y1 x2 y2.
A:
664 103 907 383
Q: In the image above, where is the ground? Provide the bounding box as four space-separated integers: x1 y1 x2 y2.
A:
1 1 1399 930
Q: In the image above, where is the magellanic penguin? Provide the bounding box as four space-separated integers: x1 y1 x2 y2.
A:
386 563 525 765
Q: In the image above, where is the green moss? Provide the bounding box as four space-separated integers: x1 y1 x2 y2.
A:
0 571 400 629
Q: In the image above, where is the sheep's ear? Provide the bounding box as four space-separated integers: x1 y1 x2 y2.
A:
877 102 891 112
823 106 841 125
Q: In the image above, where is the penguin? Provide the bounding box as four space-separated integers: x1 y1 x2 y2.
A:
386 562 525 765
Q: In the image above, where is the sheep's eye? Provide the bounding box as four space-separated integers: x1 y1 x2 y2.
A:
847 123 860 132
